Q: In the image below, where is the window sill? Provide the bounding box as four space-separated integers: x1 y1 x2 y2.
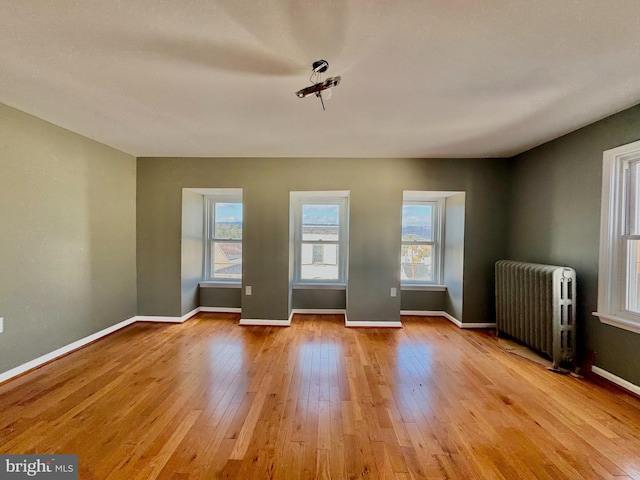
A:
199 282 242 289
293 283 346 290
593 312 640 335
401 285 447 292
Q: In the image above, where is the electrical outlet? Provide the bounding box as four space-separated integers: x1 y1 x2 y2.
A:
0 317 3 334
390 287 397 297
245 286 252 296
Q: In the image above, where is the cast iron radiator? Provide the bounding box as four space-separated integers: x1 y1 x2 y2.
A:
495 260 576 368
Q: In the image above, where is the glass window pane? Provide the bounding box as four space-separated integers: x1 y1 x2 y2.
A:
211 241 242 280
302 204 339 241
627 239 640 313
627 161 640 236
402 204 433 242
401 244 433 282
301 243 339 280
214 203 243 239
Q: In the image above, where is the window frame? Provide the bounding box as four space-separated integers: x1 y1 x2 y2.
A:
595 139 640 335
291 191 349 286
401 193 445 287
204 192 243 284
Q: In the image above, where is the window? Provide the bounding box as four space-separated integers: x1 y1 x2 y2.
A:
205 192 243 282
595 140 640 334
626 159 640 314
291 192 349 285
401 192 444 285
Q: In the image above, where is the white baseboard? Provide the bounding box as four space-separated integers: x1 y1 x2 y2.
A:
136 308 352 328
0 307 492 385
239 318 292 327
439 311 462 327
291 310 404 328
135 306 199 324
400 310 496 329
592 366 640 397
135 306 242 323
290 309 347 315
345 319 403 328
135 316 184 323
0 306 242 384
181 307 200 321
401 310 446 317
199 307 242 313
401 310 461 327
0 316 137 385
461 322 497 329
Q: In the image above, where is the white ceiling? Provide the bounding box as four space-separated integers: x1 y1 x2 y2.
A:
2 1 640 158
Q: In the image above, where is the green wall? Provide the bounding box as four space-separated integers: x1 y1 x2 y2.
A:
0 103 137 374
444 193 466 321
181 189 203 315
401 290 446 312
137 157 511 324
242 180 291 320
509 104 640 385
292 289 346 310
200 286 241 309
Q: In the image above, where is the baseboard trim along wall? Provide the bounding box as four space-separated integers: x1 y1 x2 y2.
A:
344 320 403 328
459 321 497 329
5 312 639 397
199 307 242 313
592 366 640 397
134 316 184 323
400 310 497 329
289 309 403 328
136 306 243 323
0 306 245 384
1 307 498 385
136 307 200 324
0 316 137 385
291 309 347 315
239 318 292 327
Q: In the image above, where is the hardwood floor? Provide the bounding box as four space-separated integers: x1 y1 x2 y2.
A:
1 313 640 479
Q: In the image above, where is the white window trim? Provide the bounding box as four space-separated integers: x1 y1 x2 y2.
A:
204 190 243 284
594 139 640 335
401 192 445 286
290 191 349 286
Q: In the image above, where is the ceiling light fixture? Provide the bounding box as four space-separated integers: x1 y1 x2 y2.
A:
295 60 341 111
